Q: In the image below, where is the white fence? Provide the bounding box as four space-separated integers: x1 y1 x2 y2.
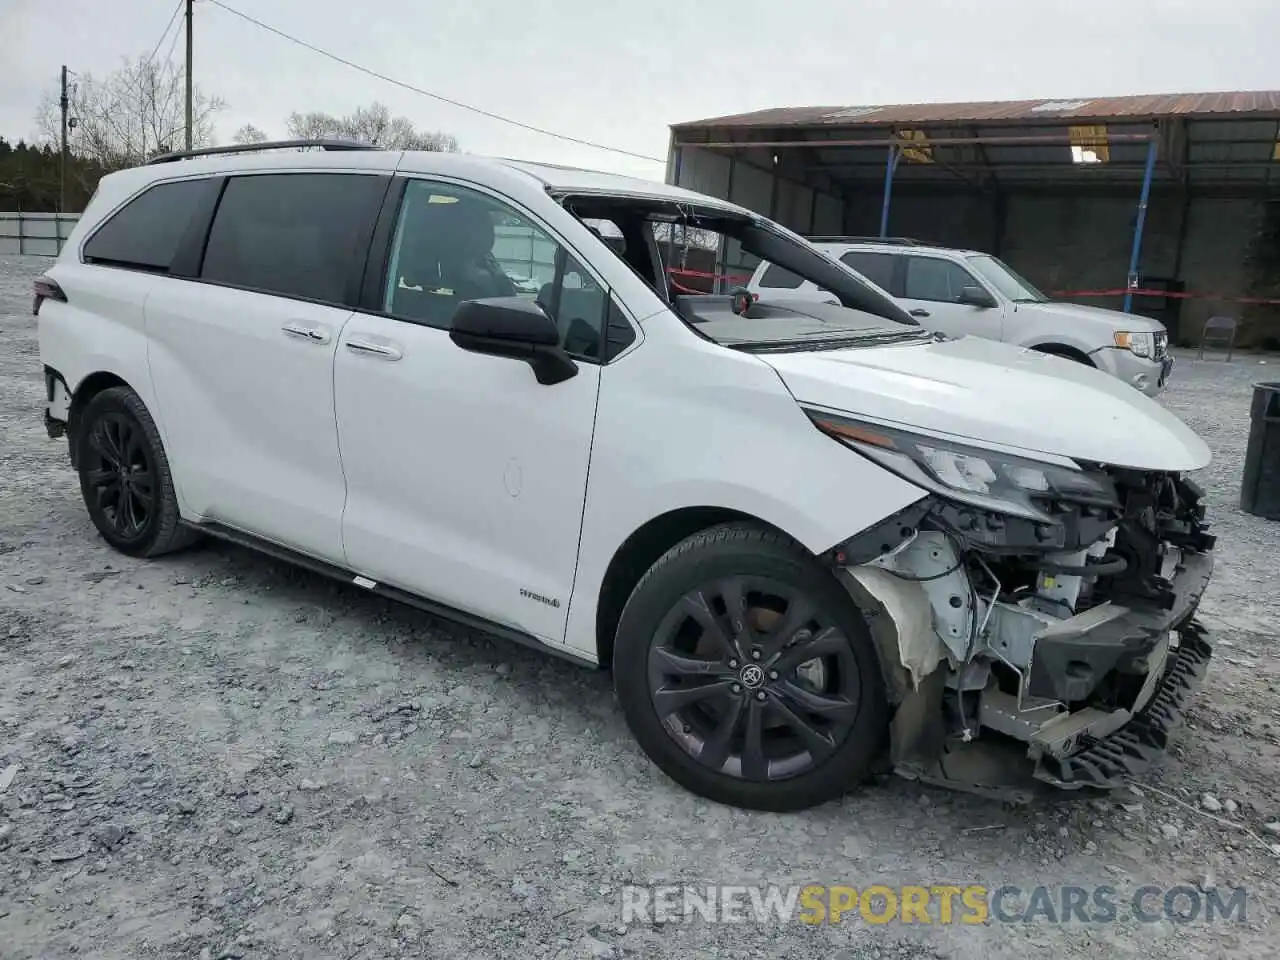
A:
0 213 80 257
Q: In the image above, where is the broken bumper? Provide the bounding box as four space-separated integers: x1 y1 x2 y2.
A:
1034 618 1212 788
1028 549 1214 703
44 366 71 439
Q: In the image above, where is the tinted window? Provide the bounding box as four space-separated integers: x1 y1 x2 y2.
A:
840 251 896 292
201 173 385 305
758 262 804 289
551 251 609 360
602 298 636 361
83 178 210 271
904 256 980 303
384 180 628 362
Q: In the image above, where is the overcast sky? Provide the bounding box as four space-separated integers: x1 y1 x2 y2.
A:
2 0 1275 181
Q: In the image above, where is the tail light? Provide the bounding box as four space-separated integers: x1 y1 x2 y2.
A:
33 276 66 317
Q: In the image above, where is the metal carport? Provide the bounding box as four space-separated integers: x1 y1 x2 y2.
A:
667 93 1280 344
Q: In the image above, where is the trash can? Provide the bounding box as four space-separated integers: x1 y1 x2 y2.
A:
1240 381 1280 520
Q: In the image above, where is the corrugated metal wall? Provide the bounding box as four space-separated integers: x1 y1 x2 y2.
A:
670 146 848 290
667 145 1280 345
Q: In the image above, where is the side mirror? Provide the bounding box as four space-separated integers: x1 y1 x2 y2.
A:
958 285 998 308
449 296 577 385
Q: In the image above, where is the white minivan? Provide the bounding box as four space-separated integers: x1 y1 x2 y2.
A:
37 141 1214 811
747 237 1174 396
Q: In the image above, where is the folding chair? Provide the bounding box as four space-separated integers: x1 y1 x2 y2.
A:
1198 316 1237 361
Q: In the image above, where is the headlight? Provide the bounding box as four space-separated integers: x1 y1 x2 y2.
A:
1114 331 1153 358
805 409 1117 521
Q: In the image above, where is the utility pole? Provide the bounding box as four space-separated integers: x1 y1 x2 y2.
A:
184 0 194 150
59 65 69 214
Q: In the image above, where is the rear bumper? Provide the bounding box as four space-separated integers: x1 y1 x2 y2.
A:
43 366 70 442
1034 618 1212 788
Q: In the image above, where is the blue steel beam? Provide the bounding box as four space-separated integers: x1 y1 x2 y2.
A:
1123 139 1159 314
879 144 901 238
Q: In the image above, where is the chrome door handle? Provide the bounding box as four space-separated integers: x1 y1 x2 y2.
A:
282 322 331 344
344 338 403 361
909 308 931 318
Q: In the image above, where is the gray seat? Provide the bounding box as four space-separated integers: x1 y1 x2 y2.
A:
1198 316 1237 361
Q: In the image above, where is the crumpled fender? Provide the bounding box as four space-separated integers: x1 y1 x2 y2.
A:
838 567 952 768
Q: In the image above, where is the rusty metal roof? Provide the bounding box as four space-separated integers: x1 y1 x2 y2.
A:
674 91 1280 130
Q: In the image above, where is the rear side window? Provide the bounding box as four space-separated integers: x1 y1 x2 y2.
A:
201 173 386 305
757 262 804 289
82 179 210 272
840 251 896 292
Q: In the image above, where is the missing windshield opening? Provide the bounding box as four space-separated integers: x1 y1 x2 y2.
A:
558 192 922 351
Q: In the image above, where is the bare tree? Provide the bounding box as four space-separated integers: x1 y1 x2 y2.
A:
231 123 269 145
285 102 458 151
37 56 224 170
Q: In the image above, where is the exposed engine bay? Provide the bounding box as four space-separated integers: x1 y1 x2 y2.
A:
832 463 1216 799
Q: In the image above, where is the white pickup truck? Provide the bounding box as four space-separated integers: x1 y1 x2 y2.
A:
747 237 1174 396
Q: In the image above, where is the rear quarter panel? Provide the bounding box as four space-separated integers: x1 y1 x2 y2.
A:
38 168 169 418
38 262 160 418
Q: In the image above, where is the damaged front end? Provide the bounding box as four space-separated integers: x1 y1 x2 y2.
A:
810 411 1216 800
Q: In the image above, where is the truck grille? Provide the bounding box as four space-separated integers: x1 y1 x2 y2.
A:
1153 330 1169 359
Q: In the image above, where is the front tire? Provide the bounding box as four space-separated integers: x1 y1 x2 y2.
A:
612 522 888 812
76 386 199 558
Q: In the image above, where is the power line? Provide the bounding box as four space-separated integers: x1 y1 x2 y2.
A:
163 12 184 64
147 0 185 65
203 0 665 165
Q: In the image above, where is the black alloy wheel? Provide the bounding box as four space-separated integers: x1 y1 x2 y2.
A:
646 574 862 782
613 522 888 811
76 386 199 558
83 411 155 543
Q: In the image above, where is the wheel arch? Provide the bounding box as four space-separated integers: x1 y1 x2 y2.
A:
593 506 794 669
66 371 133 467
1029 342 1095 366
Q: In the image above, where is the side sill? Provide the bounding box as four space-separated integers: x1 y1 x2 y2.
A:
182 520 598 669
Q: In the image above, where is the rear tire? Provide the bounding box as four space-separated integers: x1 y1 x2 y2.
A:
612 522 888 811
75 386 200 558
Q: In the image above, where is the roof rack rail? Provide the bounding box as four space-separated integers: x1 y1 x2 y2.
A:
804 235 928 246
145 139 376 165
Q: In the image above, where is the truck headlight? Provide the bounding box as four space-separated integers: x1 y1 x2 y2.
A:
805 409 1117 521
1114 331 1154 358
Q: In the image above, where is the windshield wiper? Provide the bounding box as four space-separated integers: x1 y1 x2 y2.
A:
731 329 933 353
846 329 937 344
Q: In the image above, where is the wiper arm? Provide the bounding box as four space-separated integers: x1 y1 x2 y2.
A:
843 329 935 344
731 329 934 354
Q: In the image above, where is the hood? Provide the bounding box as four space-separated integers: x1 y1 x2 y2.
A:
762 335 1210 471
1024 299 1167 333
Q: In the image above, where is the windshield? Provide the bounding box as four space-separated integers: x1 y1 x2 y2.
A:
967 255 1048 303
559 192 925 352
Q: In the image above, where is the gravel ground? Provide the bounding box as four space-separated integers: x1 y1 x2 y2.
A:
2 252 1279 960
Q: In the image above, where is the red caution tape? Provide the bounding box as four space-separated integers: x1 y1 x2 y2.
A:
666 266 754 284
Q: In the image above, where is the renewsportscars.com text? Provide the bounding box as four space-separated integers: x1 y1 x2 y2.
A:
620 884 1248 926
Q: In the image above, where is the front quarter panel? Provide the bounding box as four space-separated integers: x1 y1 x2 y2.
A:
1010 306 1105 355
562 316 929 659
